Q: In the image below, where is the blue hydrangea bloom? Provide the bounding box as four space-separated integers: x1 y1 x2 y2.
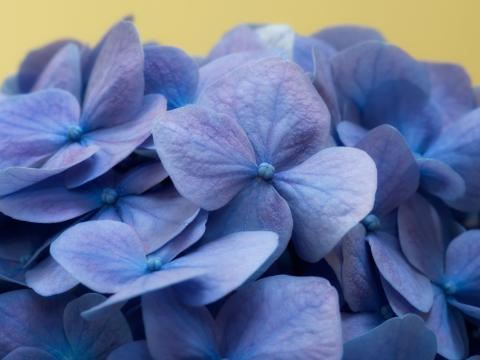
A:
0 290 132 359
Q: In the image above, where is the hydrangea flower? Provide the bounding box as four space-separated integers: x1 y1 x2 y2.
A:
111 275 342 360
154 57 377 262
0 21 165 195
370 193 480 358
331 41 480 209
50 220 279 316
0 290 132 359
328 124 419 312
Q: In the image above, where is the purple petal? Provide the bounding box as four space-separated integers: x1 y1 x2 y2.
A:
424 288 468 360
207 25 264 60
198 57 331 169
153 104 256 210
397 193 445 282
216 275 342 360
341 313 384 343
32 44 82 99
151 211 207 263
311 46 340 124
63 293 132 358
25 256 78 296
417 157 466 202
424 108 480 211
445 230 480 304
17 39 85 92
427 62 476 125
275 147 377 262
107 341 152 360
82 267 205 318
368 232 434 312
167 231 279 306
0 180 100 223
144 45 198 107
343 314 437 360
113 188 200 253
336 121 368 146
142 290 217 359
67 94 166 187
81 21 144 129
50 220 147 293
117 162 167 195
4 347 56 360
203 181 293 254
0 290 68 357
341 225 382 312
356 125 420 216
313 25 385 51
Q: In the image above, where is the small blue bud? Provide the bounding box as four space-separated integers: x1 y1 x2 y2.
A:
67 125 83 142
146 258 163 272
257 162 275 181
101 188 118 205
362 214 381 232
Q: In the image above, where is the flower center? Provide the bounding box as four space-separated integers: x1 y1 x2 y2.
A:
362 214 381 232
146 257 163 272
67 125 83 142
101 188 118 205
379 305 394 320
442 280 457 296
257 162 275 181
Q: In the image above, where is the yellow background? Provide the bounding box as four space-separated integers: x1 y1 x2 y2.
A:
1 0 479 83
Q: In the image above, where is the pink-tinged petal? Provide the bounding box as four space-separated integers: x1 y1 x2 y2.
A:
368 232 434 312
144 45 198 107
4 347 57 360
0 89 80 168
151 211 207 263
117 162 168 195
67 94 166 187
107 341 152 360
341 225 382 312
425 287 468 360
81 21 144 129
0 289 69 357
336 121 368 146
50 221 147 293
343 314 437 360
313 25 385 51
32 44 82 99
142 290 218 359
275 147 377 262
115 188 200 253
203 181 293 256
341 313 384 343
356 125 419 216
427 62 476 126
153 104 256 210
63 293 132 358
445 230 480 304
168 231 279 306
417 157 466 202
198 57 331 169
0 180 100 223
207 25 264 60
424 108 480 211
25 257 78 296
82 267 206 319
198 51 269 95
397 193 445 282
217 275 342 360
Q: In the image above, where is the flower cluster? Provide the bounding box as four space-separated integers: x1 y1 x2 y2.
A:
0 19 479 360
